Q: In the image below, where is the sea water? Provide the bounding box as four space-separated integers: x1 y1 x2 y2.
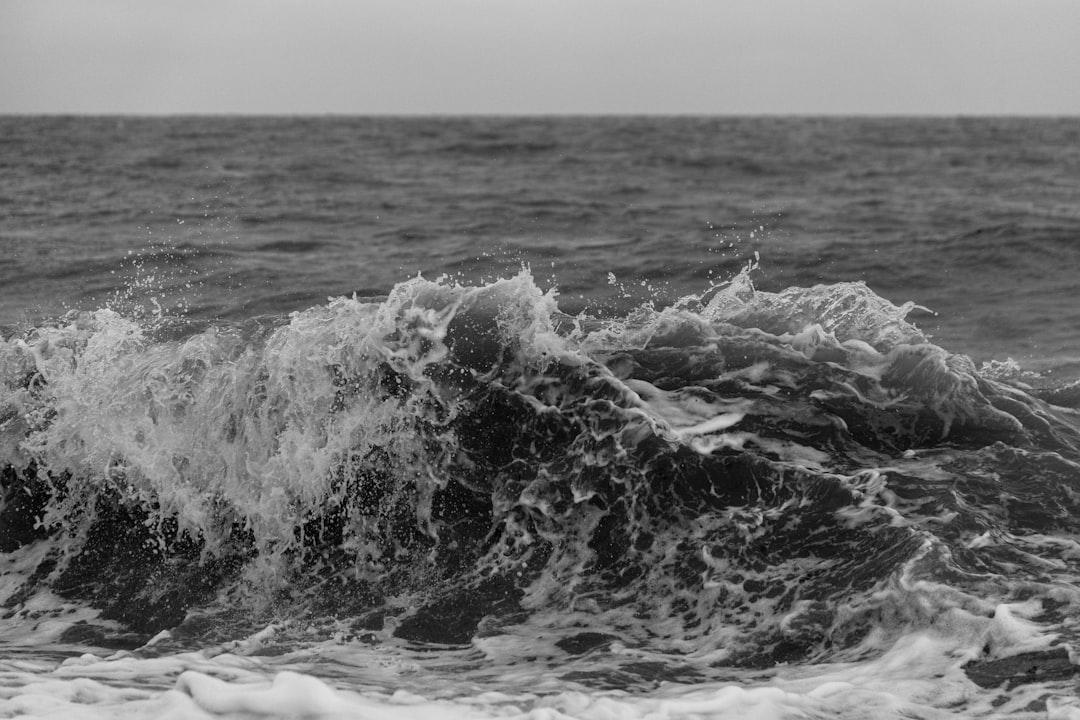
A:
2 116 1080 718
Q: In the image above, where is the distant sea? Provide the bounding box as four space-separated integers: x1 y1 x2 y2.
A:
2 116 1080 719
4 116 1080 370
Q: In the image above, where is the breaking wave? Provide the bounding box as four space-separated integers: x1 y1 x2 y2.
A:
2 266 1080 692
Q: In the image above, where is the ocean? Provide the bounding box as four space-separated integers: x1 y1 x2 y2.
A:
1 116 1080 718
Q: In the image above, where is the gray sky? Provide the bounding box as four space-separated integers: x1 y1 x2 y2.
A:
3 0 1079 115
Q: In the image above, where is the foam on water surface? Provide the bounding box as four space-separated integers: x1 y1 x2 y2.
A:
0 615 1078 719
3 267 1080 718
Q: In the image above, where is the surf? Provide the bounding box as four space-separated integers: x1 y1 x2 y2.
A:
3 265 1080 717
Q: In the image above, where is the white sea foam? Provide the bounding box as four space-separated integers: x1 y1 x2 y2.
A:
0 615 1074 719
4 269 1080 719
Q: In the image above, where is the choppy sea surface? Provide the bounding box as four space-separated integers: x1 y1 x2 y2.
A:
2 116 1080 719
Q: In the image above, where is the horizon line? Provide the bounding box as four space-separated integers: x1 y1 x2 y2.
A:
3 111 1080 119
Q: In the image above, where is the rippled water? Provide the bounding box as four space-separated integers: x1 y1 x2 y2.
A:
3 116 1079 368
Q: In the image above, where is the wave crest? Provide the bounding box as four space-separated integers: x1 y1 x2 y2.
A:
2 269 1079 668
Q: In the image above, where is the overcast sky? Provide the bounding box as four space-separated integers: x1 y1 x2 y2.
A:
3 0 1079 115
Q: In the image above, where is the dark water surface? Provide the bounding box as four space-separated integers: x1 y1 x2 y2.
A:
3 116 1079 369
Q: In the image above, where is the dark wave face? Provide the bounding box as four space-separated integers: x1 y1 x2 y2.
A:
2 269 1080 686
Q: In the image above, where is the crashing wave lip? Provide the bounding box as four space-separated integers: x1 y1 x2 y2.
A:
1 268 1079 681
